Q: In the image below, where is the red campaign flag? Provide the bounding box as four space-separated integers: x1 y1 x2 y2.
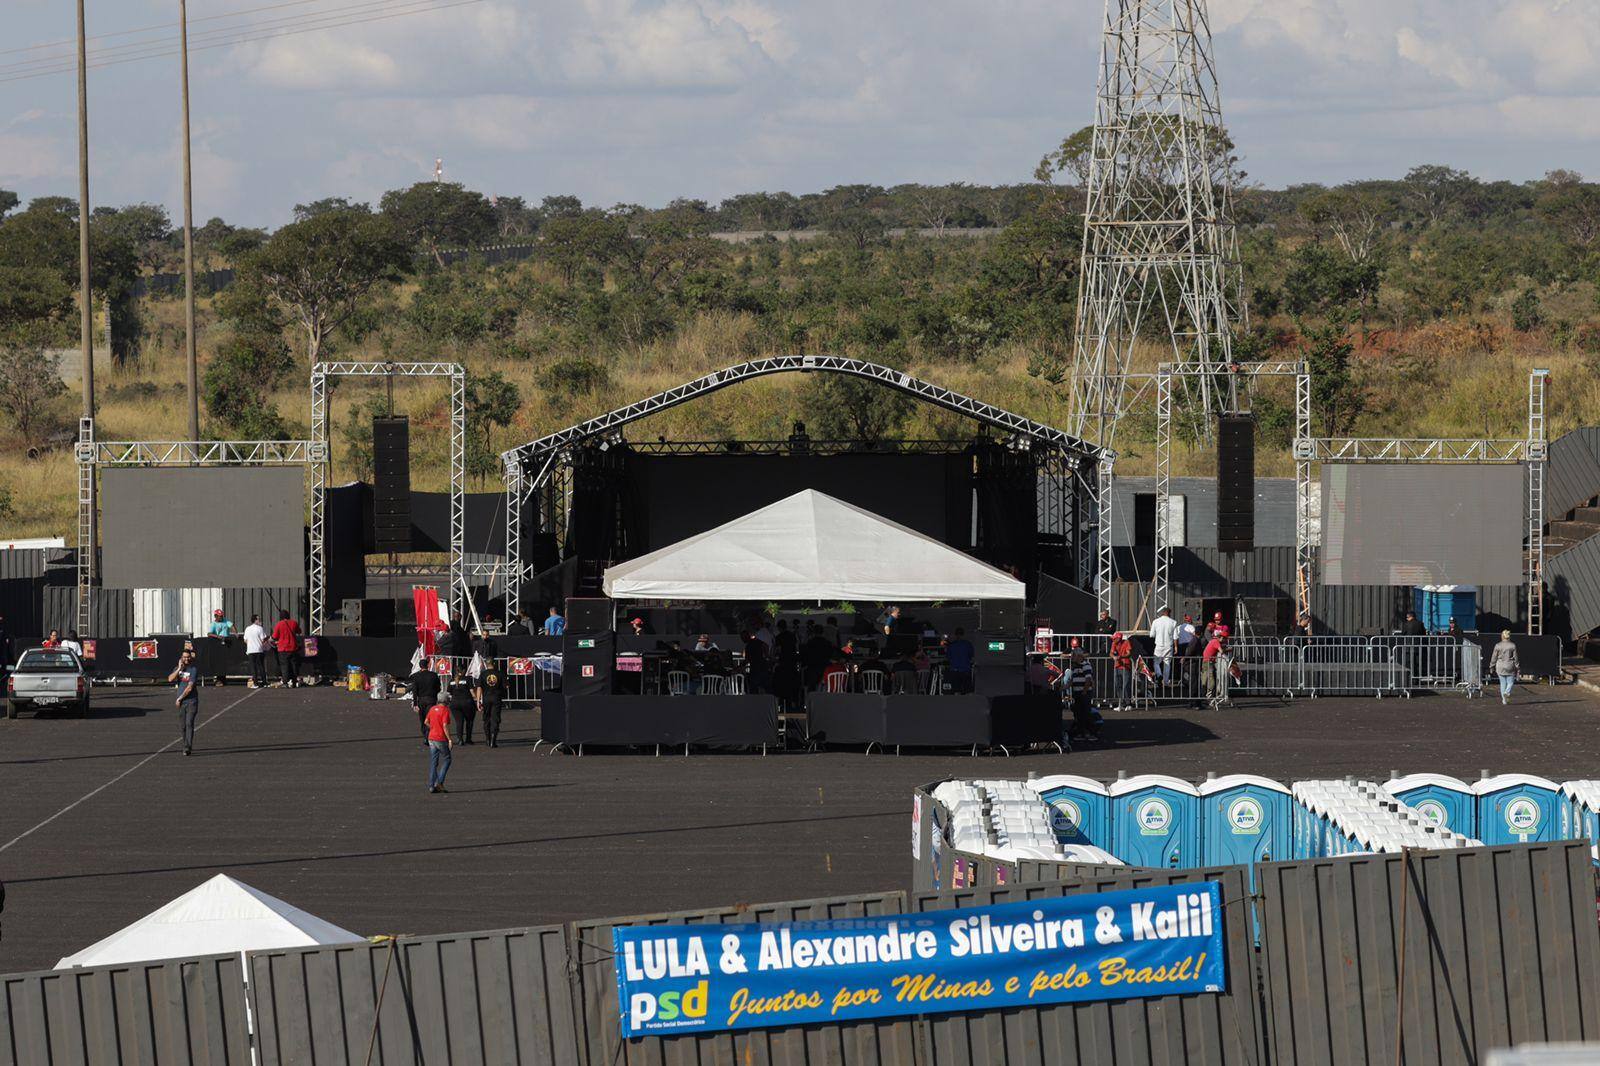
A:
507 657 533 676
130 640 158 660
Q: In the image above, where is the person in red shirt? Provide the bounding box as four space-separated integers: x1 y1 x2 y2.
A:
424 700 454 793
41 629 61 649
270 610 302 688
1110 633 1135 711
820 657 849 692
1202 632 1227 704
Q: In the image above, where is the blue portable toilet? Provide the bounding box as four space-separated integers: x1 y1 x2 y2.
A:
1472 773 1562 845
1109 774 1201 869
1559 781 1600 853
1413 585 1478 633
1028 775 1111 849
1384 773 1476 838
1199 774 1292 868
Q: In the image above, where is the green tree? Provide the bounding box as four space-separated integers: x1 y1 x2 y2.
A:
1511 288 1544 332
464 370 521 484
537 356 609 398
0 266 73 331
818 185 888 252
800 375 912 441
202 329 294 437
538 211 628 285
1300 314 1364 436
379 182 497 267
0 339 67 444
1401 164 1477 226
238 208 411 362
293 197 368 221
1298 184 1393 263
1536 181 1600 250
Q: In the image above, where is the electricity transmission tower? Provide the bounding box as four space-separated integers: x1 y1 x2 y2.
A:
1069 0 1244 448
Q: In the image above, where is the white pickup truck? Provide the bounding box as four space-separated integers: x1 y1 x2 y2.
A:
7 648 90 718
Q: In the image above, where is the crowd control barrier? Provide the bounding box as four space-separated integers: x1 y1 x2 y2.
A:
1039 632 1540 701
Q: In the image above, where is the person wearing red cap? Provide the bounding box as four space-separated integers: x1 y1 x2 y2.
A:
629 616 648 637
207 608 234 638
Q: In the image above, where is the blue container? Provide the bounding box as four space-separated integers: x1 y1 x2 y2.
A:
1199 775 1292 868
1109 775 1201 869
1029 775 1110 849
1472 774 1562 845
1413 585 1477 634
1384 774 1476 838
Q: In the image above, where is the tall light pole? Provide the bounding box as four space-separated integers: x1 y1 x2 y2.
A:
75 0 93 421
179 0 199 440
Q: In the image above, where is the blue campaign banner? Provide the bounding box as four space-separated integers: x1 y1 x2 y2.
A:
613 882 1226 1038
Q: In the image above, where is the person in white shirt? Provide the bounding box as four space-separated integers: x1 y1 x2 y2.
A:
243 614 269 689
60 630 84 659
1150 606 1180 684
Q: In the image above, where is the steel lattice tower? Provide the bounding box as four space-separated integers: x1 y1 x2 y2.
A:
1070 0 1244 447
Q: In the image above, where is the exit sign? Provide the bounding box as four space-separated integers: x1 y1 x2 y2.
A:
577 638 595 648
987 641 1006 651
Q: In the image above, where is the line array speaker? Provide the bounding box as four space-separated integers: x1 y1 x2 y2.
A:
373 416 412 552
1216 414 1255 553
565 597 611 632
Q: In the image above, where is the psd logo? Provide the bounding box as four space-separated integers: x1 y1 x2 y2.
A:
630 981 708 1028
1050 799 1084 839
508 657 534 675
1137 798 1173 835
1227 797 1263 835
130 640 158 660
1413 800 1448 827
1505 798 1541 834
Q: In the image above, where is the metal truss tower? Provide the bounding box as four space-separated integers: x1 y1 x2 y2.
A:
1070 0 1243 447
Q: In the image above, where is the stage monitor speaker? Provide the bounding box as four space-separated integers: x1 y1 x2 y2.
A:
373 416 412 552
979 599 1024 636
562 631 613 697
1216 414 1255 553
1237 597 1295 637
566 597 611 632
360 597 396 637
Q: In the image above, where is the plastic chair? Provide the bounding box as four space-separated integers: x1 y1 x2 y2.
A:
701 675 727 695
860 670 886 694
824 671 849 693
892 670 920 695
667 670 690 696
727 673 746 695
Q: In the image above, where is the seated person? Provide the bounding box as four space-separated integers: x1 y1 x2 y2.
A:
820 656 849 692
693 634 720 652
856 651 889 683
890 652 921 693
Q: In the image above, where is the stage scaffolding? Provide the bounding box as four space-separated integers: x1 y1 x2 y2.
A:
497 355 1111 618
308 361 465 635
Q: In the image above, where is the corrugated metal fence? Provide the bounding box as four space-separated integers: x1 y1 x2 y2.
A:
0 953 251 1066
6 843 1596 1065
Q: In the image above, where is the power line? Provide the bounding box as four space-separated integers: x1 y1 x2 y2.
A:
1 0 434 73
0 0 483 84
1 0 380 57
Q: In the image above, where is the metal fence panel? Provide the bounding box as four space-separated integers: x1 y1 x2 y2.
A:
42 585 132 638
1257 842 1600 1066
571 892 919 1066
910 867 1265 1066
221 587 306 628
0 954 250 1066
0 549 47 580
248 925 579 1066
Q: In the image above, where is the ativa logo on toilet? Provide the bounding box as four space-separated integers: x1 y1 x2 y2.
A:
1412 800 1447 827
1138 798 1172 835
1226 798 1263 835
1505 798 1541 835
1051 799 1084 839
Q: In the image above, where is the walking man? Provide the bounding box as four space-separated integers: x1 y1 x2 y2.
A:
541 606 566 636
243 615 268 689
476 661 506 747
1110 632 1135 710
270 610 301 687
448 671 478 744
1067 649 1100 742
424 699 454 793
1491 629 1520 705
167 647 201 756
410 660 441 744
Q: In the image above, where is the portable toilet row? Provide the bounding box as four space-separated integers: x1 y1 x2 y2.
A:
1559 781 1600 857
1199 775 1293 868
1292 779 1481 859
1027 775 1111 850
1472 774 1562 845
1109 775 1200 868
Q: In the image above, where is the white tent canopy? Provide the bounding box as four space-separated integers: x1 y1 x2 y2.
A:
603 489 1027 603
57 873 364 969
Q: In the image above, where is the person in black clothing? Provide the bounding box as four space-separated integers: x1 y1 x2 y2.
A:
410 664 442 745
773 620 800 705
448 672 478 744
475 663 506 747
890 651 920 693
801 626 834 689
1401 611 1426 637
1445 617 1463 639
1092 610 1117 636
504 612 531 636
742 631 769 693
472 626 499 661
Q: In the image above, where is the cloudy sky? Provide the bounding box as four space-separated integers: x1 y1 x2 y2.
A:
2 0 1598 228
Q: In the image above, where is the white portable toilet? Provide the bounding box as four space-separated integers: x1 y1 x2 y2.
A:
1472 774 1562 845
1028 775 1111 849
1559 781 1600 850
1109 774 1201 869
1385 773 1476 837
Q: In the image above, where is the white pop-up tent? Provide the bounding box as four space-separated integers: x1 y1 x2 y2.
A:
602 489 1026 603
56 873 364 969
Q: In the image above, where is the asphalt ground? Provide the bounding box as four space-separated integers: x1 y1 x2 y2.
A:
0 680 1595 973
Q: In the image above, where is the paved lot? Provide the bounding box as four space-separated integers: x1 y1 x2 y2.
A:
0 681 1595 973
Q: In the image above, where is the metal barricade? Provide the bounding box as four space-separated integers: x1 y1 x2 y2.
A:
1371 636 1462 693
1228 638 1301 698
432 654 559 702
1295 636 1388 697
1457 641 1484 698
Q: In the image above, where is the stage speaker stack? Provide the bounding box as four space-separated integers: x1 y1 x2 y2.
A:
373 416 412 553
562 597 614 698
566 597 611 632
979 599 1024 637
1215 414 1256 553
